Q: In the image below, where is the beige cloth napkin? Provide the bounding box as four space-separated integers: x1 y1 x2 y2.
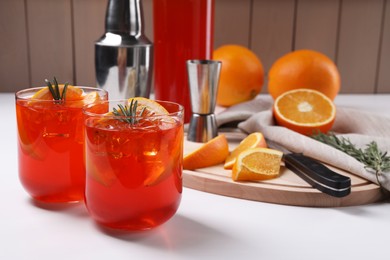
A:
216 95 390 191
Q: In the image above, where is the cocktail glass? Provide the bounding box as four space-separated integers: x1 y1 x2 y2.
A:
15 86 108 203
83 99 184 230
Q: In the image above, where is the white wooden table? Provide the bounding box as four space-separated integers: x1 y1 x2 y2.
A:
1 93 389 260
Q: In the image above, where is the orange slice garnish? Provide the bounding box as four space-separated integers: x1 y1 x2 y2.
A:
32 85 83 101
127 97 169 116
69 91 104 108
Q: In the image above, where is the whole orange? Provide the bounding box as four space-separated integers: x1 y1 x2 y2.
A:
213 45 264 107
268 49 340 100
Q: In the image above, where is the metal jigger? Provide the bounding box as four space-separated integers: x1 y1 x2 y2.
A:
186 60 222 143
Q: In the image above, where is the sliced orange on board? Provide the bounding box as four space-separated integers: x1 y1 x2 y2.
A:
183 134 229 170
232 147 283 181
224 132 267 169
273 88 336 135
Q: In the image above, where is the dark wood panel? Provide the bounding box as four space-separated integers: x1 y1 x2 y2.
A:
73 0 107 87
0 0 388 93
295 0 339 60
27 0 74 86
214 0 251 48
0 0 30 92
143 0 153 42
337 0 383 93
377 0 390 93
251 0 296 93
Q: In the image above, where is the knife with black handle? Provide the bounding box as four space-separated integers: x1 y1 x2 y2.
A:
268 140 351 198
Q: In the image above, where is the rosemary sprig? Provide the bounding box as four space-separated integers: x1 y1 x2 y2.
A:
312 132 390 187
45 77 69 101
112 99 146 125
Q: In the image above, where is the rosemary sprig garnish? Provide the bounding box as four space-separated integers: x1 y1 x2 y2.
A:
44 77 69 101
312 132 390 188
112 99 146 125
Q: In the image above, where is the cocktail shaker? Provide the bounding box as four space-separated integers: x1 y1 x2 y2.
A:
187 60 221 143
95 0 153 99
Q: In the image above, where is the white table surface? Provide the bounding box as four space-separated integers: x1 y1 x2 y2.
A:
1 92 390 260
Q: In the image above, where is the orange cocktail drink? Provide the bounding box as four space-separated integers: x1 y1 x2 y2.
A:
16 82 108 203
83 98 184 230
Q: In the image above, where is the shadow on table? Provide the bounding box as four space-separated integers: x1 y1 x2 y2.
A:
28 198 238 252
95 213 235 252
28 198 89 219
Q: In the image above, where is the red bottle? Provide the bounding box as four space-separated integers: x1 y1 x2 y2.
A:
153 0 215 122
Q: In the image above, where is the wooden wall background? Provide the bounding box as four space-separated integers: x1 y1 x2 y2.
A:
0 0 389 94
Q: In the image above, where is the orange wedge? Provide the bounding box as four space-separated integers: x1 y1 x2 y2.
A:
183 134 229 170
273 88 336 135
224 132 267 169
232 147 283 181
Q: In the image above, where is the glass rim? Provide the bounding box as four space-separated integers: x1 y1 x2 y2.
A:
83 99 185 119
15 86 107 101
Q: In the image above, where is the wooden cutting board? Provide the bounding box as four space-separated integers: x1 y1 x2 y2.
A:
183 132 387 207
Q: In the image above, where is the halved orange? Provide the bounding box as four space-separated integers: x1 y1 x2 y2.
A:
232 147 283 181
273 88 336 135
183 134 229 170
224 132 267 169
